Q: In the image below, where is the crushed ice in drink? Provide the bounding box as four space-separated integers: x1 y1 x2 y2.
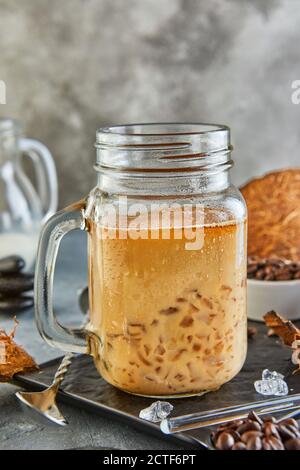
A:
139 401 174 422
254 369 288 396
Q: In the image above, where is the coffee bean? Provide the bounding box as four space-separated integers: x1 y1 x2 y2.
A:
278 424 297 441
0 295 34 313
241 430 263 443
264 422 280 439
263 416 277 423
277 422 299 438
284 438 300 450
248 411 263 425
211 431 222 445
213 412 299 451
289 263 299 272
264 265 274 275
265 273 276 281
279 418 299 430
246 436 262 450
255 269 265 280
237 421 261 434
247 265 258 275
227 430 241 442
262 438 272 450
0 256 25 273
231 442 246 450
0 273 34 294
283 426 300 438
276 272 293 281
218 420 243 431
215 432 235 450
267 436 285 450
247 257 300 281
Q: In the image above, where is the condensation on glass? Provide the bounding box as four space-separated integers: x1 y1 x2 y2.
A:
35 123 247 398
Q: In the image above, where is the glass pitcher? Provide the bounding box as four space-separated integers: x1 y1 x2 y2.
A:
0 118 58 269
35 123 247 398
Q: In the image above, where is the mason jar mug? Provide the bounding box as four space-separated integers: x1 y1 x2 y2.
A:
35 123 247 398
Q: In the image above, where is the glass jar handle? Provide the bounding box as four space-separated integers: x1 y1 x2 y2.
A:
35 200 88 354
19 138 58 223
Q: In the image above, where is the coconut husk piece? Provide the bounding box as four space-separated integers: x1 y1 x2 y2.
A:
0 318 38 382
240 169 300 262
263 310 300 374
264 310 300 345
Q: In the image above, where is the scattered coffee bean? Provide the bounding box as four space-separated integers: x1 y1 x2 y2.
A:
278 424 298 441
248 410 263 425
0 273 34 294
284 438 300 450
262 416 277 423
279 418 299 429
277 418 300 440
247 256 300 281
215 431 235 450
262 437 272 450
241 430 263 443
237 421 261 434
219 419 243 430
0 255 25 273
0 295 34 313
232 442 246 450
211 411 300 450
264 422 280 439
227 430 241 442
267 436 285 450
246 435 262 450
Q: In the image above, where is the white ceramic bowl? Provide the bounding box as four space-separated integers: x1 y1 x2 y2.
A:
247 278 300 322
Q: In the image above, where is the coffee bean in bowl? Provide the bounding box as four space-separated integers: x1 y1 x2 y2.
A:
247 257 300 322
247 257 300 282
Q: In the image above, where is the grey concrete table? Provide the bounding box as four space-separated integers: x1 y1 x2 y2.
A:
0 231 184 450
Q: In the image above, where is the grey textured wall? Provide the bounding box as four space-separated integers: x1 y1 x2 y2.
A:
0 0 300 207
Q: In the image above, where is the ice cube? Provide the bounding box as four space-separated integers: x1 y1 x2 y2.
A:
262 369 284 381
139 401 174 423
254 369 288 396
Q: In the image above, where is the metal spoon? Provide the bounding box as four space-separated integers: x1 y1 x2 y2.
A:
15 287 89 426
16 353 73 425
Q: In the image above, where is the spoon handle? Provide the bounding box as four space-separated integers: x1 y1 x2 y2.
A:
51 353 74 388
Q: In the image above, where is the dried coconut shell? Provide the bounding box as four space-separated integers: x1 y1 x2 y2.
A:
240 169 300 262
263 310 300 346
263 311 300 374
0 318 38 382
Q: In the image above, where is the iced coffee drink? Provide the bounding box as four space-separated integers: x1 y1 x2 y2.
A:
87 212 247 397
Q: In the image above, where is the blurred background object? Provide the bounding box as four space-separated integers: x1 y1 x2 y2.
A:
0 0 299 207
0 255 34 314
0 118 57 270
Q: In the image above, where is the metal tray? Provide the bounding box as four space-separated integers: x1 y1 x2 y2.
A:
13 322 300 448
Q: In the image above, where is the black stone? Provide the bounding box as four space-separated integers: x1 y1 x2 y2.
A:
0 255 25 273
0 295 34 313
0 272 34 294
